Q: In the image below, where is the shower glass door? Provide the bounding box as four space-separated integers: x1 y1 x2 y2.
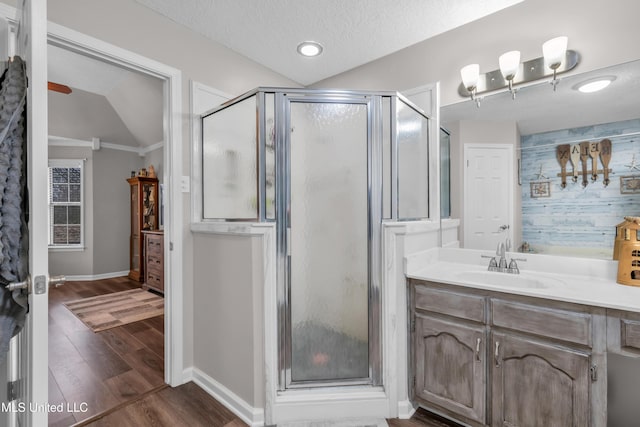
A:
283 97 376 388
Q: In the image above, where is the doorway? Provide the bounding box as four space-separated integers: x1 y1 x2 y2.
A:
463 144 514 251
43 26 183 426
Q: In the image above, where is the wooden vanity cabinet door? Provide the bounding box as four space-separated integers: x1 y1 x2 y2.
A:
490 331 590 427
415 313 486 425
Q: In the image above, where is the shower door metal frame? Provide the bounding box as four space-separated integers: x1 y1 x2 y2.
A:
275 91 384 390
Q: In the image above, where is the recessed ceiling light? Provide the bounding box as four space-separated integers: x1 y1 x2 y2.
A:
297 41 323 57
574 76 616 93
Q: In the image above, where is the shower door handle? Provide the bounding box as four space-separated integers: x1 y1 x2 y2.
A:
286 228 291 256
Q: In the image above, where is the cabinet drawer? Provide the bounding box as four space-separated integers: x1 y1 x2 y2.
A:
491 299 592 347
146 262 162 276
147 254 162 267
621 319 640 350
146 271 163 289
146 241 162 254
415 285 485 323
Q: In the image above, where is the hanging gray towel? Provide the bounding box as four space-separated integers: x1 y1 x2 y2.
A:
0 56 28 364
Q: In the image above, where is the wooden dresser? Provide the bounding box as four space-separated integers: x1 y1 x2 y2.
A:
142 230 164 294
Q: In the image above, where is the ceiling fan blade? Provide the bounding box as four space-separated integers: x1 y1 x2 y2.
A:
48 81 72 94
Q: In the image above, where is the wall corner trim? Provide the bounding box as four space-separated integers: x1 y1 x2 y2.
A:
191 367 264 427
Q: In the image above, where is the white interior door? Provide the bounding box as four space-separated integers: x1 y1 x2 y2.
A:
16 0 49 425
463 144 513 252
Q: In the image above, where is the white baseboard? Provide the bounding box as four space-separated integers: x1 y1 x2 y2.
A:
397 400 416 419
65 270 129 281
190 367 264 427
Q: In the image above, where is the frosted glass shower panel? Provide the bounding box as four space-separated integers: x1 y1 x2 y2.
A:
397 99 429 219
202 95 258 219
289 101 369 383
265 93 276 219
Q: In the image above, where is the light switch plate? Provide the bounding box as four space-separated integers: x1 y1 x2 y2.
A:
181 176 190 193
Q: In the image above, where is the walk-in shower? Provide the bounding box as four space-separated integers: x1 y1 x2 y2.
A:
201 88 430 391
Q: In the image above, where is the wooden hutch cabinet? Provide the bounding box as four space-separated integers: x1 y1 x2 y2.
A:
127 176 158 281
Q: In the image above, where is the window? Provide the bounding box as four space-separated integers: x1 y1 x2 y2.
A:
48 159 84 248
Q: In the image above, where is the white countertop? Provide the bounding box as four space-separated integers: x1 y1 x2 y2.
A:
405 248 640 313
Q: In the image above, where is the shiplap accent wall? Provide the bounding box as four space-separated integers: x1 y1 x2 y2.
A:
521 118 640 258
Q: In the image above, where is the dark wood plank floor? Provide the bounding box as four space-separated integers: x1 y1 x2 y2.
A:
388 407 461 427
48 277 165 426
49 277 455 427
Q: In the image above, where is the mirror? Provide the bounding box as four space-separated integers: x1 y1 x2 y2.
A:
441 59 640 259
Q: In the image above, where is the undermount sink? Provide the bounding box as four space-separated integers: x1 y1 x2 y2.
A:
453 270 564 289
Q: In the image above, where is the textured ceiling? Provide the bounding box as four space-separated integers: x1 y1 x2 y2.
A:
133 0 524 85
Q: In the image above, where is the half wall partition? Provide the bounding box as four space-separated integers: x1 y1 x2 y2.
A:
200 88 430 392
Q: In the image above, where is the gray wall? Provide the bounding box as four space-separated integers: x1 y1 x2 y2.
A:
193 233 264 408
92 148 143 275
143 146 163 183
106 72 164 146
48 145 143 277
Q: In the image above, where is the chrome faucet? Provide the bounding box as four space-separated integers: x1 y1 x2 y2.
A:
482 238 526 274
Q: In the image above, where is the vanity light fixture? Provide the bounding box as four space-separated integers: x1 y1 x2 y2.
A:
458 36 579 104
297 41 323 57
499 50 521 99
575 76 616 93
460 63 480 107
542 36 568 91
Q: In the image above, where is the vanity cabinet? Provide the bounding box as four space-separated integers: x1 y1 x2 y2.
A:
412 285 487 426
415 314 486 424
489 299 593 427
490 331 590 426
410 279 606 427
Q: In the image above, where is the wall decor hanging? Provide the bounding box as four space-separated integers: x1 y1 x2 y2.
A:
530 181 551 198
600 139 612 186
556 143 570 188
557 139 613 187
620 176 640 194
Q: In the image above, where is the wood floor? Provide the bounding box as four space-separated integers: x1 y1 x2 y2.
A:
48 277 456 427
48 277 165 426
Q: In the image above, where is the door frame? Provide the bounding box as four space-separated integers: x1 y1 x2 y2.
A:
46 22 185 386
0 9 188 387
463 143 514 250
